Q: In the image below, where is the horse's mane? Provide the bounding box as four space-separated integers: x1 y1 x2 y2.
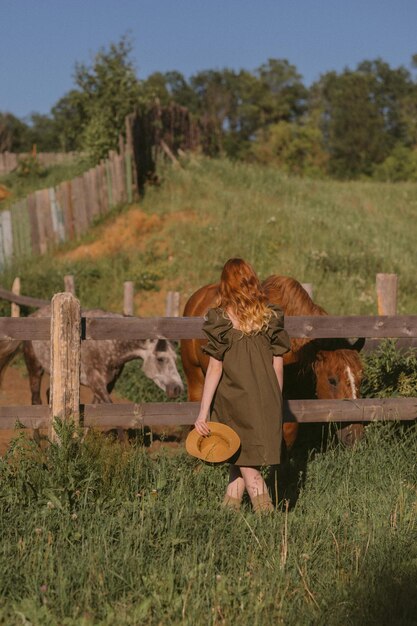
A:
262 275 328 317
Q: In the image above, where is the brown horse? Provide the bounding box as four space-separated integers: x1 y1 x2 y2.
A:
181 275 365 449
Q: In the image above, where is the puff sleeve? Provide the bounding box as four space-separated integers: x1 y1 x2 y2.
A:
266 304 291 357
201 308 232 361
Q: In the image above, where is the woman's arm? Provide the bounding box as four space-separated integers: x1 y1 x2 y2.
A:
273 355 284 393
194 357 223 435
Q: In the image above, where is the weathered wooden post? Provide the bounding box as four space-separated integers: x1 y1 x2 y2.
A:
64 274 76 295
166 291 180 317
49 293 81 442
123 281 134 316
376 273 398 315
301 283 313 299
11 277 20 317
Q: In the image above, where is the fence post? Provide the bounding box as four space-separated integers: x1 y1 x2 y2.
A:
49 293 81 442
123 281 134 316
64 274 76 295
301 283 313 299
376 273 397 315
11 277 20 317
166 291 180 317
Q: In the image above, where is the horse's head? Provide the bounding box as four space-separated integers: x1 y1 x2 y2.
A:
140 338 184 399
312 338 364 399
309 337 365 445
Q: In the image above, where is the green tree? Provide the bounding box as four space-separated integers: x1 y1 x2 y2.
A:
0 112 31 152
51 89 88 152
27 113 61 151
73 35 141 161
317 70 388 177
249 120 328 176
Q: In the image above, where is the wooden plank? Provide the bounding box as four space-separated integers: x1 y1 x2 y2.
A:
99 161 109 214
78 175 89 232
283 315 417 339
85 315 417 341
83 171 94 224
0 397 415 431
27 193 40 254
125 152 133 203
11 277 20 317
123 281 134 316
0 317 50 340
60 180 75 239
82 397 417 428
1 210 13 263
64 275 76 295
1 314 417 343
49 293 81 440
0 286 49 308
10 200 23 258
49 187 66 242
376 273 397 315
0 405 49 429
106 157 113 207
35 188 53 253
89 167 100 218
0 222 4 270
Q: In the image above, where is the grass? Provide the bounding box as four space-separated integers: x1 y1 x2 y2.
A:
0 421 416 625
0 157 90 210
1 156 417 315
0 157 416 624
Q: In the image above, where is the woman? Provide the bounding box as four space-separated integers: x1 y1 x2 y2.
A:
194 258 290 512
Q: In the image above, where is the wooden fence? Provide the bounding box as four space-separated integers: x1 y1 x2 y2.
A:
0 137 136 269
0 292 416 440
0 151 80 176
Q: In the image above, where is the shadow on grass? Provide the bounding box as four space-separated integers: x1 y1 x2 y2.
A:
320 540 417 626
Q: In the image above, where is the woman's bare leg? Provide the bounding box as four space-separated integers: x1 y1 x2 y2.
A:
240 466 274 512
222 465 245 510
225 465 246 499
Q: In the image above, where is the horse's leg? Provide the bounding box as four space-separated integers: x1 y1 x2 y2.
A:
89 374 127 443
23 341 44 404
23 341 44 445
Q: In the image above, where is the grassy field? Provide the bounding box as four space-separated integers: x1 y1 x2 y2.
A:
0 422 416 625
0 156 416 315
0 158 416 624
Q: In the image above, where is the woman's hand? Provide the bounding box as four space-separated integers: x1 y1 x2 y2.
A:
194 413 210 436
193 357 223 437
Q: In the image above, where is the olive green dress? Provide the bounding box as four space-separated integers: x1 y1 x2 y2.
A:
202 305 291 466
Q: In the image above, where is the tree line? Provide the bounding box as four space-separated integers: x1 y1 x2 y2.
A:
2 36 417 181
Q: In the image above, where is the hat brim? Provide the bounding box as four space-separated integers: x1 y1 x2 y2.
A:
186 422 241 463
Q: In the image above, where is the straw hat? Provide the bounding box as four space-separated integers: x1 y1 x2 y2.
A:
186 422 241 463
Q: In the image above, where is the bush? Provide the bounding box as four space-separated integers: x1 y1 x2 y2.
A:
361 339 417 397
373 144 417 182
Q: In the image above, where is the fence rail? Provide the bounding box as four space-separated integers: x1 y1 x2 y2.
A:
0 293 416 437
0 398 416 430
1 315 417 341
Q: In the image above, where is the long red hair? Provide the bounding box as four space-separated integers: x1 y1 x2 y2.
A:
217 258 273 334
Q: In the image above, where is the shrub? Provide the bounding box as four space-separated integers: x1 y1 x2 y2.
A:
361 339 417 397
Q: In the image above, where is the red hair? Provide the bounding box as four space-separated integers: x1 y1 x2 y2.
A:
217 258 273 334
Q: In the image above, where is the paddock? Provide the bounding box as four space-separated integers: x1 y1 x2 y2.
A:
0 290 416 442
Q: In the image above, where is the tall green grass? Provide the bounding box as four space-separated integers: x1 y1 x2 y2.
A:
0 422 416 625
1 157 416 315
141 157 417 314
0 158 90 210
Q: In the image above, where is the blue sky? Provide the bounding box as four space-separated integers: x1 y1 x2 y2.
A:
1 0 417 119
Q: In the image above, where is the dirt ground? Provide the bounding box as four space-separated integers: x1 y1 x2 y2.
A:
0 364 183 456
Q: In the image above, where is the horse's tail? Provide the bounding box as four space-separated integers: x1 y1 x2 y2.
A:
0 340 21 387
